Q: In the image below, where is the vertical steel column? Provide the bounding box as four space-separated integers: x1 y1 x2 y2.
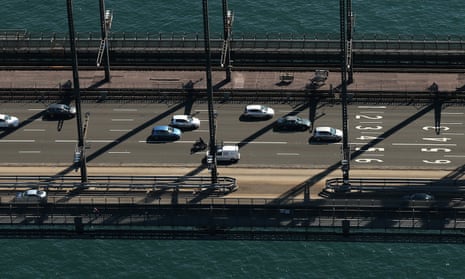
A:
222 0 231 81
202 0 218 184
99 0 111 81
347 0 354 84
340 0 350 187
66 0 87 182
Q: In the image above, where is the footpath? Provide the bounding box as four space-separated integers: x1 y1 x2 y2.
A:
0 69 463 92
0 165 456 200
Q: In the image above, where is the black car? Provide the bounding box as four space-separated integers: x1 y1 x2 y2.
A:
273 116 311 131
43 104 76 119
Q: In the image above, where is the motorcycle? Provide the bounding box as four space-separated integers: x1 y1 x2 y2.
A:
190 137 207 154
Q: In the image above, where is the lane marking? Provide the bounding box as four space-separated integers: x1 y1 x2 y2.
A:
23 129 45 132
358 111 385 114
113 108 138 112
392 143 456 146
109 129 132 132
224 141 287 144
0 140 35 143
360 121 383 124
111 118 134 122
27 108 44 111
443 112 464 115
444 155 465 158
443 133 464 136
108 151 131 154
357 106 386 109
19 151 41 154
55 139 119 143
441 122 463 125
277 153 299 156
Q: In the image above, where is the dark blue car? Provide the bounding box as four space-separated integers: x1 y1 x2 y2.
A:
150 125 181 141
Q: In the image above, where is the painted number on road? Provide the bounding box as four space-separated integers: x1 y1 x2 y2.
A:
355 158 384 163
422 159 451 164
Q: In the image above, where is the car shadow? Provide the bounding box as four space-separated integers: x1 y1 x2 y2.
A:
308 137 341 144
239 115 273 122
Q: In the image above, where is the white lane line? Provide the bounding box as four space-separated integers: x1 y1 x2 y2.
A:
193 130 209 133
137 140 288 145
111 118 134 122
109 129 132 132
19 151 41 154
443 112 464 115
358 111 385 114
357 106 387 109
224 141 287 144
359 154 384 157
27 108 44 111
441 122 463 125
0 140 35 143
113 108 138 112
360 121 383 124
444 155 465 158
443 133 464 136
55 140 119 143
23 129 45 132
277 153 299 156
392 143 456 146
108 151 131 154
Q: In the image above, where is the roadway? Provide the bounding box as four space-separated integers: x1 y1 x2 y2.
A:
0 102 464 170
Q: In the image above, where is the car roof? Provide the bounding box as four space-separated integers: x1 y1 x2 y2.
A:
246 105 266 110
48 103 68 109
281 116 299 121
315 127 333 133
172 115 191 121
25 189 40 195
220 145 239 152
153 125 172 131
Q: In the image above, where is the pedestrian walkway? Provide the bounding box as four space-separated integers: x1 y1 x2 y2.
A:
0 165 456 200
0 69 462 92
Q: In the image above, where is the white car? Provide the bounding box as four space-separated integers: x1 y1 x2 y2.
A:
15 189 47 203
242 105 274 119
0 114 19 128
169 115 200 130
207 144 240 163
312 127 343 142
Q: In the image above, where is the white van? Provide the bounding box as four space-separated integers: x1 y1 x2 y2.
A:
207 144 240 163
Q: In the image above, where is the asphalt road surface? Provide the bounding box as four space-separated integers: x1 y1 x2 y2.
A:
0 102 463 170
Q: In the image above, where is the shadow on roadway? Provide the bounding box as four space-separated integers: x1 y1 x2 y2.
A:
270 103 436 205
52 101 188 178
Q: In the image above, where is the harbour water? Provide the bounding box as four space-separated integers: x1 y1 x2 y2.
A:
1 1 465 278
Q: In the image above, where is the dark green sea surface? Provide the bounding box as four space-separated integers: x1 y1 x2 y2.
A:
0 240 464 278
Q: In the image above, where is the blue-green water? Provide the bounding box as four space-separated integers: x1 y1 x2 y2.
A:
2 1 465 35
1 239 464 278
2 1 465 278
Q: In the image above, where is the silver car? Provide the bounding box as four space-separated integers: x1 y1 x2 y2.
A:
0 114 19 128
169 115 200 130
242 105 274 119
312 127 343 142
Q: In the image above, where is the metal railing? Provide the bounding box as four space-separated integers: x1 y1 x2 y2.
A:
1 31 464 52
0 175 237 192
325 178 465 193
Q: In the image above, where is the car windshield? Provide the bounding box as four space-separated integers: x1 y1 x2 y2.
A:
330 128 336 134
